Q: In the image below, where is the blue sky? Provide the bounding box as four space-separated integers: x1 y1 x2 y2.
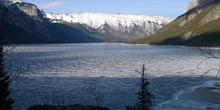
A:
24 0 191 18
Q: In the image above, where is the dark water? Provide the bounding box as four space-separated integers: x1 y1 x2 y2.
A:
4 43 220 110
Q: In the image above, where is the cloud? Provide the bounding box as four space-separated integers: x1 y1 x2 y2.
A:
39 1 64 9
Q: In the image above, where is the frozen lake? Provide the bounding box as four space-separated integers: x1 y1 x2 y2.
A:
4 43 220 110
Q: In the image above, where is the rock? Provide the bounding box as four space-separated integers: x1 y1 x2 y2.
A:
187 0 215 11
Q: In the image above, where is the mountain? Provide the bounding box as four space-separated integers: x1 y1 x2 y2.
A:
0 1 101 44
129 0 220 47
0 1 172 44
45 13 173 42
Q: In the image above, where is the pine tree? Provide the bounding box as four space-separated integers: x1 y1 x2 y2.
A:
136 64 154 110
0 45 14 110
126 65 154 110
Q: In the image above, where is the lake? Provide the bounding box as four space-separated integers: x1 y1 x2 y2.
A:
4 43 220 110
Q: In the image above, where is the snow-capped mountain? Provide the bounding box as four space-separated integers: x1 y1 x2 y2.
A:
0 0 173 43
46 13 173 41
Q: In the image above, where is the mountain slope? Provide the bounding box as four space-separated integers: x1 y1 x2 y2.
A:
0 1 101 44
129 0 220 47
46 13 173 42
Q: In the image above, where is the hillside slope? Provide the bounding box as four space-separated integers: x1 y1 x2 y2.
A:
130 0 220 47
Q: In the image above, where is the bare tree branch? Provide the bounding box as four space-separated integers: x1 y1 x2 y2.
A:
199 47 220 77
199 48 220 60
0 5 25 82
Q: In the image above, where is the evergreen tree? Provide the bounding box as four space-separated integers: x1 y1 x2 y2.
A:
136 64 154 110
0 45 14 110
127 65 154 110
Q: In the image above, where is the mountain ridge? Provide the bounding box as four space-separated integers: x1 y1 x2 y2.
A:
45 12 173 42
129 0 220 47
0 2 102 44
0 1 172 43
